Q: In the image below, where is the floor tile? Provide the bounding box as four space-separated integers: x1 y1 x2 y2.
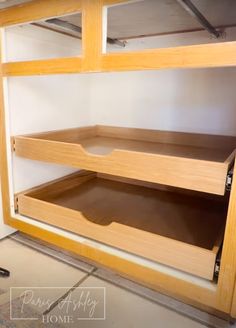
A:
0 234 232 328
93 268 229 328
0 238 88 316
48 275 207 328
11 233 94 274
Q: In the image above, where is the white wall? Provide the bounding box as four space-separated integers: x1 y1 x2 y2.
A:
89 67 236 135
8 74 92 192
5 24 81 62
89 27 236 136
3 26 90 195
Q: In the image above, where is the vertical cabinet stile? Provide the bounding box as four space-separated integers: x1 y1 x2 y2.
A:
82 0 103 72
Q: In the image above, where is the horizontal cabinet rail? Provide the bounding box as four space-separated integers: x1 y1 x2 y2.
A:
3 42 236 76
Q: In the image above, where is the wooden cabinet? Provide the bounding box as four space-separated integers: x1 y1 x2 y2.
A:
1 0 236 320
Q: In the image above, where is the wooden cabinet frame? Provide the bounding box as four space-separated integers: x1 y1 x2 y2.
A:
1 0 236 75
1 0 236 318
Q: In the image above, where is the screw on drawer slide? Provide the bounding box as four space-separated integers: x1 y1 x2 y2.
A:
14 195 19 212
214 257 220 278
226 167 234 191
214 247 222 279
11 137 16 152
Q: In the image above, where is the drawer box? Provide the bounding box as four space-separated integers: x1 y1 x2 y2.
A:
15 170 227 280
13 126 236 195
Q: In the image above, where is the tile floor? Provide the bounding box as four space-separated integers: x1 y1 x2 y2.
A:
0 233 234 328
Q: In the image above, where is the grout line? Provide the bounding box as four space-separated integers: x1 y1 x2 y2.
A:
43 267 97 315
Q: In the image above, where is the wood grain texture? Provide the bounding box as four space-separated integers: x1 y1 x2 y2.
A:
82 0 103 71
1 1 236 314
1 0 236 77
96 125 236 151
0 33 12 224
3 57 83 76
13 126 235 195
231 279 236 318
0 0 82 27
0 0 128 28
101 42 236 71
218 163 236 313
4 41 236 75
103 0 132 6
16 171 227 280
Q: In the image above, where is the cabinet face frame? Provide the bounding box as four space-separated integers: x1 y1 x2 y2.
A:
1 0 236 317
1 0 236 75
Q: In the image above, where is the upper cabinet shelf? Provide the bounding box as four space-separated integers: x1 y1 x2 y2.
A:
13 125 236 195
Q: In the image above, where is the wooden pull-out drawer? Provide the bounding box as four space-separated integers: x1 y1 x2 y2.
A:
13 126 236 195
15 171 227 280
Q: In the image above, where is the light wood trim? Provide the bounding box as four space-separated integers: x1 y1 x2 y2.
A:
3 41 236 76
82 0 103 71
3 57 83 76
102 42 236 71
0 0 82 27
231 281 236 318
0 0 130 29
0 33 12 225
103 0 134 6
16 171 223 280
216 162 236 312
1 1 236 76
